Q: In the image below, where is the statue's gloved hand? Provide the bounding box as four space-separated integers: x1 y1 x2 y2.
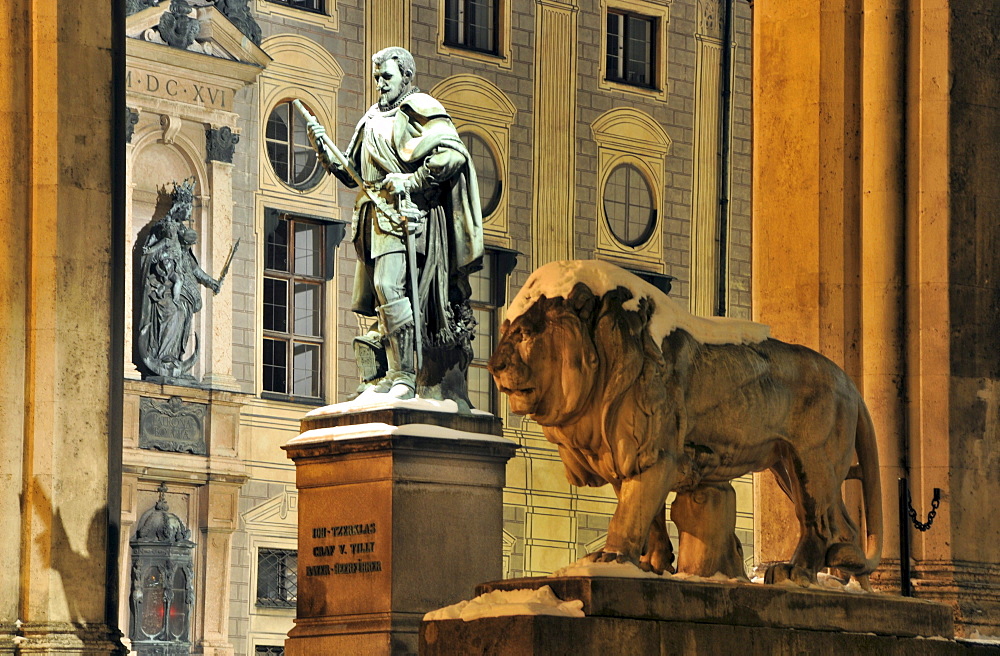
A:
307 123 333 168
383 172 414 195
210 279 221 295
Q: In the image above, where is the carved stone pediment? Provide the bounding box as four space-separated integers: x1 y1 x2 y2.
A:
127 3 269 68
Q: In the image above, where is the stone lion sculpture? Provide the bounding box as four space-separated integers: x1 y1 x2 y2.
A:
488 261 882 588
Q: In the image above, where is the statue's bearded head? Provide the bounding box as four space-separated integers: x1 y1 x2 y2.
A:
372 46 415 110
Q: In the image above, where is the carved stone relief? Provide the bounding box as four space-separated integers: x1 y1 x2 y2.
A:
205 126 240 163
139 396 207 455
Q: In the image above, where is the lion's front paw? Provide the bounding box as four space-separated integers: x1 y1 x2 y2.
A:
585 550 636 567
763 563 813 588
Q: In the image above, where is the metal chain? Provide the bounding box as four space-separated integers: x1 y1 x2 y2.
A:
907 487 941 532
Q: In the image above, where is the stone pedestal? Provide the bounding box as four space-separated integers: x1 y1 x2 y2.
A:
281 403 517 655
420 576 994 655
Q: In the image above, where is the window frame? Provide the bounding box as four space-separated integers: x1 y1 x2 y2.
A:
598 0 670 102
603 162 658 248
465 248 518 414
605 9 658 89
262 214 327 403
264 99 325 192
437 0 512 69
255 547 299 609
444 0 501 56
264 0 324 13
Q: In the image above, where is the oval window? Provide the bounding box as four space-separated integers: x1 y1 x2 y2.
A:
266 100 324 190
603 164 657 247
461 132 502 217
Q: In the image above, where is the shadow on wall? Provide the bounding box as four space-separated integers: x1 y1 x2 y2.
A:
24 476 108 624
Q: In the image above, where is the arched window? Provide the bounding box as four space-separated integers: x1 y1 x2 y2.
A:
461 132 502 217
265 100 324 190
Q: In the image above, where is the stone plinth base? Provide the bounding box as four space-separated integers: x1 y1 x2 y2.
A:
420 576 1000 655
282 402 516 656
0 622 126 655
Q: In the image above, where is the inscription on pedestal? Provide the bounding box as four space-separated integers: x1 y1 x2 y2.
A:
305 522 383 577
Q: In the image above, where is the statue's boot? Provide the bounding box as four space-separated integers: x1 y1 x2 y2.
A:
373 297 416 399
386 323 416 399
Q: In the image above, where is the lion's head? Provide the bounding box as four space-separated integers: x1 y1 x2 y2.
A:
488 283 601 426
490 261 688 483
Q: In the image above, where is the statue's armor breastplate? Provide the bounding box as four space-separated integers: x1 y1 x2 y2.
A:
361 108 405 184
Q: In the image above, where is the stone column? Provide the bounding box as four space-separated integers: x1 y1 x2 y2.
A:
283 406 516 655
202 131 240 391
753 0 1000 638
752 0 866 566
0 0 125 652
531 0 578 267
192 480 243 656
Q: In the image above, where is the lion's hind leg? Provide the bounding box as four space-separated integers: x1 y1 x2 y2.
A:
763 451 842 587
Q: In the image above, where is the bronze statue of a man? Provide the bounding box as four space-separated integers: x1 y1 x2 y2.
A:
307 47 484 407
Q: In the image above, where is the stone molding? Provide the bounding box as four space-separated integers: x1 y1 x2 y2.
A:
2 622 126 655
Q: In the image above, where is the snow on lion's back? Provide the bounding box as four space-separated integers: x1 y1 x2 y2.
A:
505 260 770 347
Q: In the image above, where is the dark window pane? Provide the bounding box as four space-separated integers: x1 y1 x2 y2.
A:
293 147 319 186
444 0 496 53
294 283 322 336
604 164 655 247
266 103 288 142
471 305 493 360
467 364 493 412
263 338 287 394
292 343 321 397
468 255 492 303
265 218 288 272
607 11 655 87
267 101 323 190
467 0 494 51
607 13 623 80
444 0 461 44
263 278 288 333
462 133 501 217
293 222 322 276
266 141 289 184
256 548 298 607
267 0 322 10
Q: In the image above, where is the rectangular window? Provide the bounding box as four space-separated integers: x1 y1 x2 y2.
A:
263 215 324 401
255 646 285 656
444 0 499 55
265 0 323 13
606 10 657 88
467 255 498 414
256 548 298 608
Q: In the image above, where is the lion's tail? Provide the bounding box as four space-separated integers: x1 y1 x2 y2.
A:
856 402 883 575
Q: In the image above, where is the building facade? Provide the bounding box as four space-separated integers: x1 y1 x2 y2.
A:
121 0 753 653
